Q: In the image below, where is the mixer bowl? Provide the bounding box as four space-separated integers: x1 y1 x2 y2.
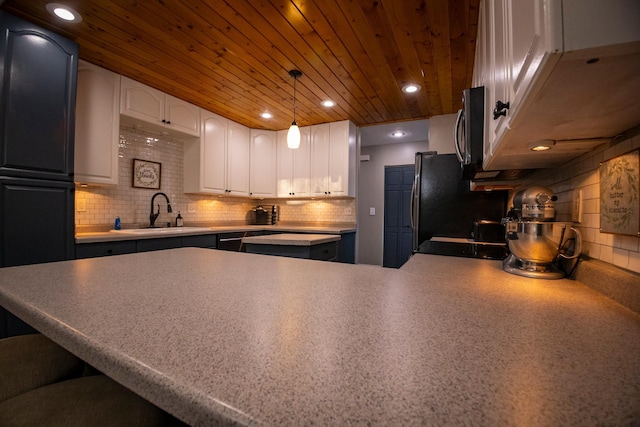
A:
505 221 564 264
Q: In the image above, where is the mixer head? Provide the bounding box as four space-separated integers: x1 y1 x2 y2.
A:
512 186 557 221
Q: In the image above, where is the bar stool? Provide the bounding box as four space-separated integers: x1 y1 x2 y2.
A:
0 334 84 403
0 334 187 426
0 375 186 426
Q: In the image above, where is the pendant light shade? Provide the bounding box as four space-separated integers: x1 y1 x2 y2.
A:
287 69 302 149
287 123 300 149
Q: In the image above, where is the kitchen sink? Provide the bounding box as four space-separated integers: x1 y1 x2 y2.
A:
110 227 213 235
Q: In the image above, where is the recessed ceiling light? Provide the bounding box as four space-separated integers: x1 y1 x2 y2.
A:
529 140 554 151
46 3 82 23
321 100 336 108
260 112 273 119
391 131 406 138
402 84 421 94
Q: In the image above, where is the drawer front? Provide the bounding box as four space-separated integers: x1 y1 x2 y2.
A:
136 237 182 252
182 234 217 248
76 241 137 259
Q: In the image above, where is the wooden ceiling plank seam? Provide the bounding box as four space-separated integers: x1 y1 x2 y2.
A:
358 0 422 119
303 0 399 123
380 0 436 117
334 0 417 121
404 0 444 116
263 0 379 124
278 0 388 123
213 0 367 125
425 0 455 114
448 0 471 112
194 0 352 125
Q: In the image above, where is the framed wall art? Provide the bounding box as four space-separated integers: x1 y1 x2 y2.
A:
599 150 639 236
132 159 161 189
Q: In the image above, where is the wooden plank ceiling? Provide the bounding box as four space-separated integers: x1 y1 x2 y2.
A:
1 0 480 130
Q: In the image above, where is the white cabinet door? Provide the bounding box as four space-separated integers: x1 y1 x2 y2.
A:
485 0 509 158
120 76 164 124
121 76 200 137
226 121 250 196
506 0 550 126
200 111 227 194
249 129 277 197
75 60 120 186
309 123 331 196
291 126 311 197
328 121 353 196
165 94 200 137
276 128 311 197
276 130 293 197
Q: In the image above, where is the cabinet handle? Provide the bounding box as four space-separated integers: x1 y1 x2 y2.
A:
493 100 510 120
161 119 166 123
166 121 171 124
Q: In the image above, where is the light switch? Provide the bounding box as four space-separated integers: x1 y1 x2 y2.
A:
76 199 86 212
188 203 196 213
369 207 375 216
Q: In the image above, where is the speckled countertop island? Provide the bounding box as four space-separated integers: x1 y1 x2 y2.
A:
0 249 639 426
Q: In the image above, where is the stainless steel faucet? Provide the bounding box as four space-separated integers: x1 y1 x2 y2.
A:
149 192 172 227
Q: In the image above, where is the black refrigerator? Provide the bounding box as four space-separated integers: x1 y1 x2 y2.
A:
0 12 78 337
411 152 508 259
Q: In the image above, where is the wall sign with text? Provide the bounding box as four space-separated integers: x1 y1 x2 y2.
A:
132 159 161 189
599 150 639 236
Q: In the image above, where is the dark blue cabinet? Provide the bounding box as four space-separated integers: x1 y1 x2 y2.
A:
0 12 78 338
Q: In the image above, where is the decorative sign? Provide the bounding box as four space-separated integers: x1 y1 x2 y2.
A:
132 159 161 189
599 150 639 235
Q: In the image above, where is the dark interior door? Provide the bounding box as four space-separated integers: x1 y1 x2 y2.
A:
383 165 414 268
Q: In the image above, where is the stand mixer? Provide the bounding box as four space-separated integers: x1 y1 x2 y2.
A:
503 186 581 279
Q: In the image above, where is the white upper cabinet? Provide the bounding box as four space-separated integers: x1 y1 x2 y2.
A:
478 0 640 171
249 129 277 198
276 128 311 198
120 76 200 137
226 121 251 196
309 121 356 197
309 123 331 196
184 111 250 196
74 60 120 186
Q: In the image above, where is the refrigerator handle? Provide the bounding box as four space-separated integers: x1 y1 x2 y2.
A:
410 173 418 231
454 108 464 163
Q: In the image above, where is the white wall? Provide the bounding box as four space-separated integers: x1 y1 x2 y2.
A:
357 114 457 265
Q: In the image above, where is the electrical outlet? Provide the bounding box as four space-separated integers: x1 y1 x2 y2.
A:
369 207 376 216
572 189 582 223
344 207 352 215
188 203 196 213
76 199 86 212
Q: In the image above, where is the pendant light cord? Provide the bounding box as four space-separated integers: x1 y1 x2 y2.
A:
292 74 297 124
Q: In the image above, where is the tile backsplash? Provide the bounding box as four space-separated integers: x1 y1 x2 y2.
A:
75 126 356 230
517 128 640 274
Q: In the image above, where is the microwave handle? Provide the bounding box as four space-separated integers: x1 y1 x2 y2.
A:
454 108 464 163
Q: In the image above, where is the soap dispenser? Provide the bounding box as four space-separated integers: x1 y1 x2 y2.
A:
176 211 184 227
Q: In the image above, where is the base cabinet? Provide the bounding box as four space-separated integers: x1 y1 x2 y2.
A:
245 241 338 261
76 234 218 259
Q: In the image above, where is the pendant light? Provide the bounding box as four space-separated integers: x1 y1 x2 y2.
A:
287 69 302 149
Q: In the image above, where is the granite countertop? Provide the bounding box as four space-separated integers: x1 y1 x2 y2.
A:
75 224 356 244
241 233 341 246
0 249 639 426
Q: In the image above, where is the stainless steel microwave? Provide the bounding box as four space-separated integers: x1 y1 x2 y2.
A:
455 86 530 181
